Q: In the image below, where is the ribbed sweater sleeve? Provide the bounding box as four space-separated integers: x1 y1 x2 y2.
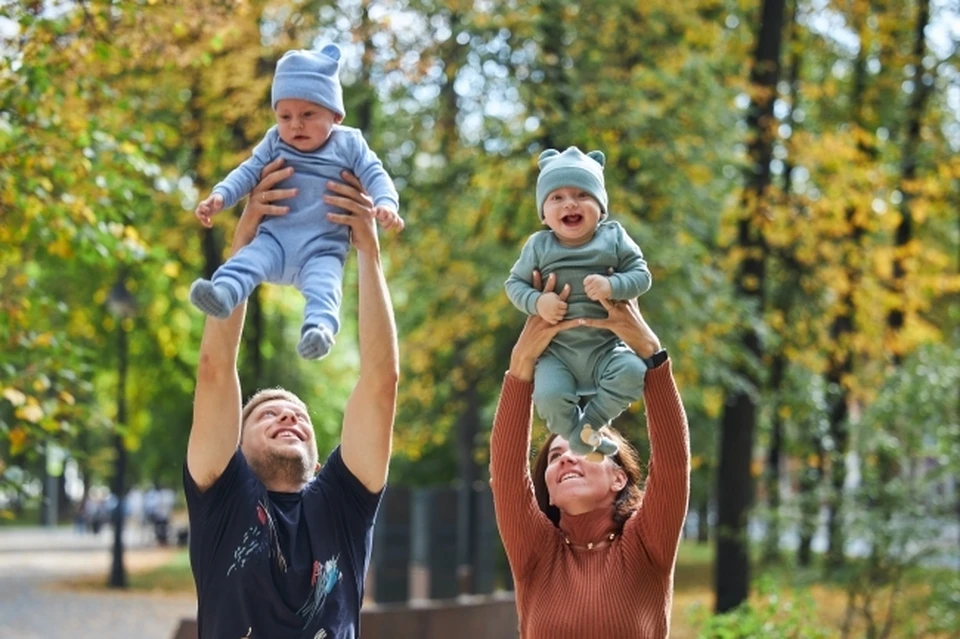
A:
624 360 691 569
489 372 556 579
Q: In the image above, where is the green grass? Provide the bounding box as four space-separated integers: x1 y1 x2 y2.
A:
62 548 196 594
127 548 195 593
0 506 51 527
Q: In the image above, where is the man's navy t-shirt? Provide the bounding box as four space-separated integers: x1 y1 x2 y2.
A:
183 446 382 638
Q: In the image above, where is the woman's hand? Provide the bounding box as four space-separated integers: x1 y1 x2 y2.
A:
509 271 579 382
324 170 379 256
579 297 662 359
231 158 297 254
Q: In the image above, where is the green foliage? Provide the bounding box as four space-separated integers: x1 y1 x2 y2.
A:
828 343 960 637
689 576 833 638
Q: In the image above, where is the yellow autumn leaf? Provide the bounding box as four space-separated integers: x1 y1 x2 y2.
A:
34 332 53 347
32 375 51 392
703 387 724 419
162 261 180 278
60 391 75 406
16 402 44 423
48 236 73 258
9 426 27 455
2 388 26 406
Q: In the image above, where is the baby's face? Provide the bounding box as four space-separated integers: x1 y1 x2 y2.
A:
542 187 603 246
275 99 341 152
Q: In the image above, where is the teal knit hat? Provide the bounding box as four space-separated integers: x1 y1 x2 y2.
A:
271 44 345 118
535 147 608 220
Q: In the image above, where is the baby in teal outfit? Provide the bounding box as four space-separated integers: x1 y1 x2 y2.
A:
505 147 652 459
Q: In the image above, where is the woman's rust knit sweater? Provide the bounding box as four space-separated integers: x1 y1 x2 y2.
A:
490 362 690 639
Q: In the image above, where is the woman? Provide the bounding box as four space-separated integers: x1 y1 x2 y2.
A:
490 272 690 638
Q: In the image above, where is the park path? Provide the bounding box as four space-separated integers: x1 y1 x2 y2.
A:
0 526 196 639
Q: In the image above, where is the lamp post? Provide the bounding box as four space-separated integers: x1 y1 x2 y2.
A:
106 274 135 589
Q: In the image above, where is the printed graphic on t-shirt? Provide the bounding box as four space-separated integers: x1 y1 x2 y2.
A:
297 555 342 627
226 499 288 576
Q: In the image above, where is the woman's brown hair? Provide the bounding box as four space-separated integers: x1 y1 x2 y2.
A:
531 426 645 528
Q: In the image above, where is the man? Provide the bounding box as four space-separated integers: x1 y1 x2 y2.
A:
183 159 399 639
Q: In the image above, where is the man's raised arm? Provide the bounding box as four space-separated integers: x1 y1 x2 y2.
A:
325 172 399 493
186 159 296 491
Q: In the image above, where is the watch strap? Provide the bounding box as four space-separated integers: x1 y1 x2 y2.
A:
643 349 668 370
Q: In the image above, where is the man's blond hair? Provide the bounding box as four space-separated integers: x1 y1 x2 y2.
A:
241 388 309 431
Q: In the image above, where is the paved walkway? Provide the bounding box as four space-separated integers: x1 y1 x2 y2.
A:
0 526 196 639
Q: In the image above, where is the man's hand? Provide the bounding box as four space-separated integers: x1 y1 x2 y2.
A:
584 274 613 301
231 158 296 254
536 291 568 325
373 205 405 232
195 193 225 228
324 171 380 255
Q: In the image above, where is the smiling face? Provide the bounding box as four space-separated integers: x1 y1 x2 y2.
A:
543 436 627 516
541 186 603 247
275 98 342 152
240 395 318 491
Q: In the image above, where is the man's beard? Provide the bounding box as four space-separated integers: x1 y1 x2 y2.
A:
248 446 316 489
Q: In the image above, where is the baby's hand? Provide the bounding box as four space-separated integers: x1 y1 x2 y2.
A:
373 205 405 232
584 274 613 301
195 194 225 228
535 292 568 325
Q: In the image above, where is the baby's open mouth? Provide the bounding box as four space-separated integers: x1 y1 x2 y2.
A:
562 214 583 226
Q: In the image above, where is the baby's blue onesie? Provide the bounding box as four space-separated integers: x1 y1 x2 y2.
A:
505 221 651 455
199 124 397 351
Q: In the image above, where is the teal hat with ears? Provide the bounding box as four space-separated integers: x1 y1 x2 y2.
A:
271 44 345 118
535 147 608 220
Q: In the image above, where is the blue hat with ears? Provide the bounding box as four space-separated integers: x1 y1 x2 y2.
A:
535 147 608 220
271 44 345 118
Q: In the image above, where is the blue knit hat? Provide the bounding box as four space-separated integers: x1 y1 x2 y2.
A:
535 147 608 220
271 44 345 118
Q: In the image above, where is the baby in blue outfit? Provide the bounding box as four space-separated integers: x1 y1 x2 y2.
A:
191 44 402 360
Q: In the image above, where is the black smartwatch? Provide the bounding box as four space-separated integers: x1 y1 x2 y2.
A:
643 349 668 370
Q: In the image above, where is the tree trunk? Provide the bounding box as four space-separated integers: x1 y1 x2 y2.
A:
537 0 574 149
887 0 931 361
715 0 786 613
356 0 376 134
437 10 464 160
697 484 710 544
825 0 873 570
762 354 785 564
245 289 264 392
